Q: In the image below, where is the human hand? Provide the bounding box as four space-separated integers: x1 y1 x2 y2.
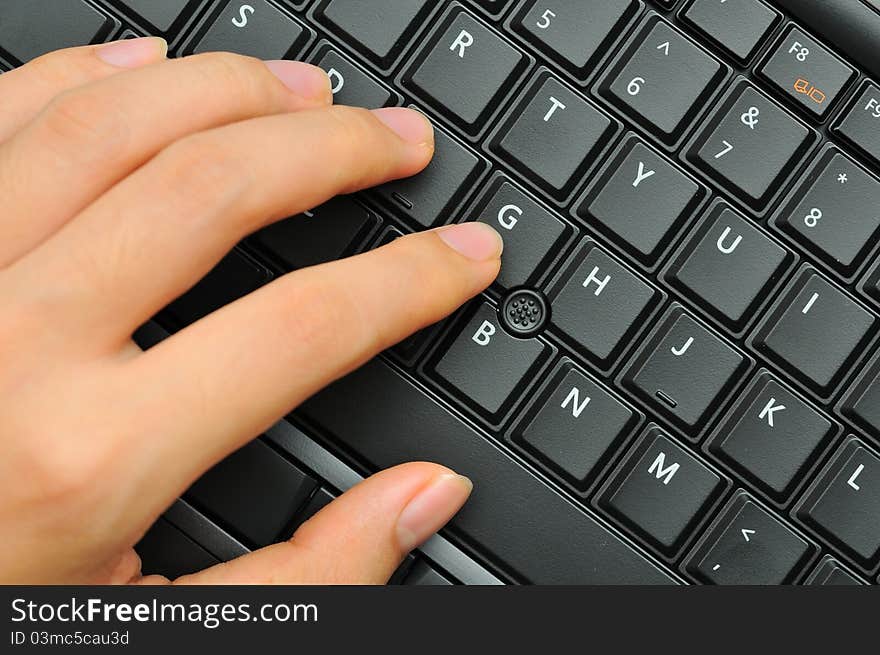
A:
0 38 502 584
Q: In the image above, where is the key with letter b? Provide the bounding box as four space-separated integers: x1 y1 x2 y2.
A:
433 303 550 416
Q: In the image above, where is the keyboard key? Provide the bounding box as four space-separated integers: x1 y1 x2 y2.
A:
375 124 483 228
687 493 811 585
495 74 614 194
580 139 701 260
834 82 880 165
602 429 723 551
471 179 567 289
312 45 394 108
406 10 526 129
754 271 876 392
759 27 855 118
118 0 191 32
627 309 747 430
187 439 317 547
160 249 273 329
191 0 308 59
514 0 637 72
298 358 677 583
604 19 723 140
320 0 430 66
0 0 114 63
694 84 812 205
710 373 835 498
136 518 220 579
515 365 636 486
844 356 880 437
250 197 376 271
551 242 660 365
798 439 880 566
777 151 880 271
669 205 789 325
403 559 455 585
804 556 864 585
683 0 779 62
868 266 880 304
433 303 549 416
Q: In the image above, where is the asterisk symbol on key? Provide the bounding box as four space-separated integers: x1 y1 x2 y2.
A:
837 173 848 184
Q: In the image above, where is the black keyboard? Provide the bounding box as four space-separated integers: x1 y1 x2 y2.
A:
5 0 880 585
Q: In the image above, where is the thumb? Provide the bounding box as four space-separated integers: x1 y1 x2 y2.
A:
174 462 472 584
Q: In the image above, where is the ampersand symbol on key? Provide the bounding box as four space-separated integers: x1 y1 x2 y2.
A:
740 106 760 130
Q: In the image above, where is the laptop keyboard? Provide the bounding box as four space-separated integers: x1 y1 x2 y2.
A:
2 0 879 585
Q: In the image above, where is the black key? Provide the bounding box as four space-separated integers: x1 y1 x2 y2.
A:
754 271 876 392
320 0 430 66
297 358 676 584
710 373 835 498
776 151 880 271
551 242 660 365
759 27 855 118
186 439 317 547
406 10 526 129
0 0 114 63
605 19 723 140
133 320 170 351
136 518 220 579
118 0 191 32
798 439 880 566
669 205 789 325
694 84 812 205
869 265 880 304
515 365 636 486
312 45 394 108
834 82 880 165
684 0 779 62
626 309 747 430
601 428 723 552
375 124 483 228
687 493 811 585
804 556 863 585
580 139 701 260
433 303 548 416
286 487 335 537
250 197 376 271
403 559 455 585
161 249 272 329
514 0 637 72
472 179 568 288
844 356 880 437
495 74 614 194
191 0 308 59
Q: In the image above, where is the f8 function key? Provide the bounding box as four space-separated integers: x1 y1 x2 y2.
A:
759 26 855 118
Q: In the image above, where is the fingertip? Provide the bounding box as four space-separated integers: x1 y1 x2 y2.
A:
95 37 168 68
264 60 332 104
371 106 435 149
435 222 504 262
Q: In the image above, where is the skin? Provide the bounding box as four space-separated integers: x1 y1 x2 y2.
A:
0 38 503 584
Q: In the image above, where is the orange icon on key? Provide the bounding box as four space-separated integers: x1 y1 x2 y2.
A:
794 78 827 104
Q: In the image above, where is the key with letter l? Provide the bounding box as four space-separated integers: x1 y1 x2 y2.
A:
798 439 880 567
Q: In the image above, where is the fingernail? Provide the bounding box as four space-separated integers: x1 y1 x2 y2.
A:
437 222 504 261
96 37 167 68
396 474 473 552
264 60 331 101
372 107 434 146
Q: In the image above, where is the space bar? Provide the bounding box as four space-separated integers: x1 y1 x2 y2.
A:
297 358 676 585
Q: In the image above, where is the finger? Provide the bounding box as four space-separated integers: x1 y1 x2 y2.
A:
9 106 434 349
0 38 168 143
0 53 331 267
128 223 500 491
176 463 472 584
